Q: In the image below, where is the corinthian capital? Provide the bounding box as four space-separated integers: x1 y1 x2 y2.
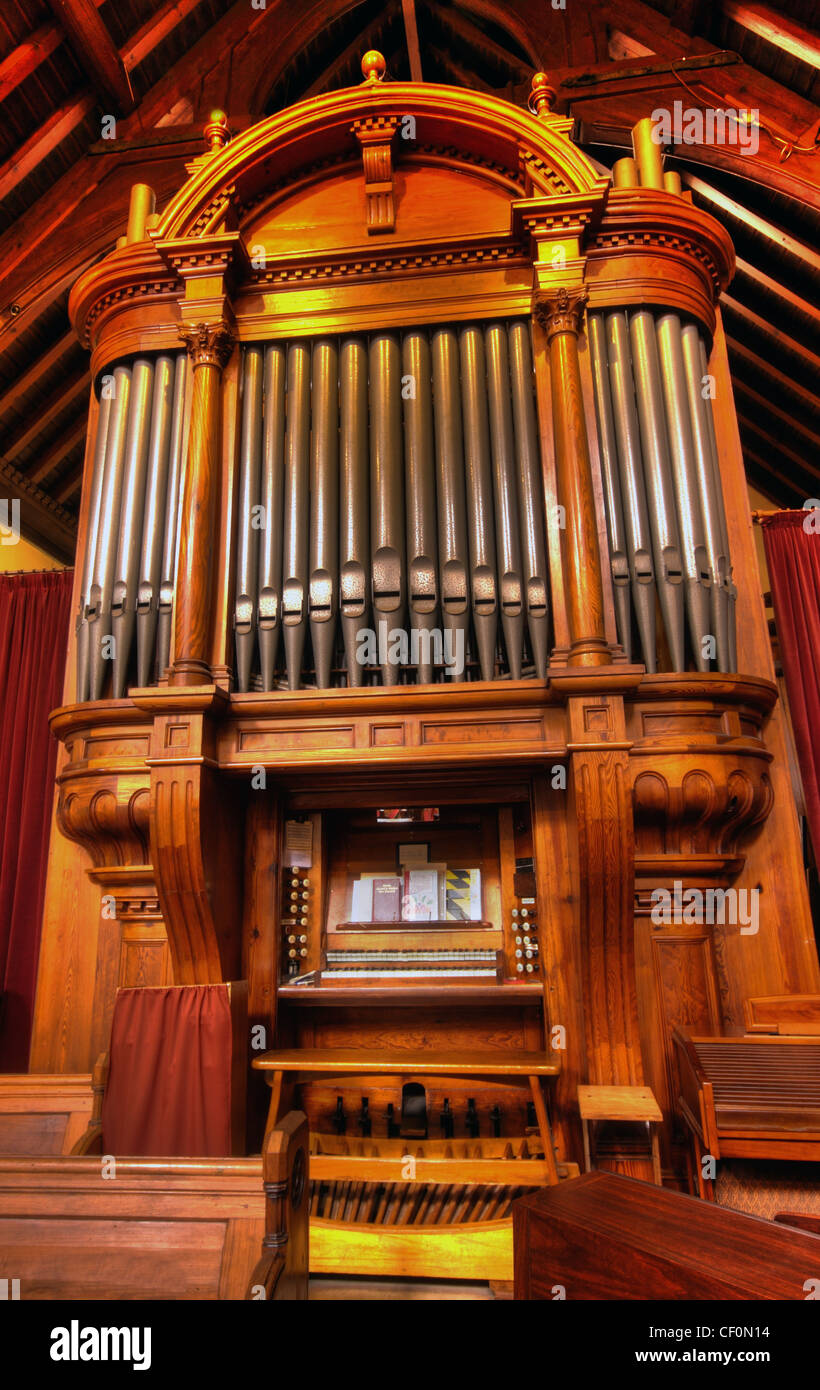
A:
533 287 589 340
178 318 235 369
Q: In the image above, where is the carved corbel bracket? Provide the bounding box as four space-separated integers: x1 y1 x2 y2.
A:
352 116 400 234
135 686 242 985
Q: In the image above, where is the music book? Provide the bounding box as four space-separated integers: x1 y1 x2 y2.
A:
372 875 402 922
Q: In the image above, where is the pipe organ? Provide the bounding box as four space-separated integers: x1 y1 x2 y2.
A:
34 57 820 1284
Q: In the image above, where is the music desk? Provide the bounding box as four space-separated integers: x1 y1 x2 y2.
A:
513 1171 820 1300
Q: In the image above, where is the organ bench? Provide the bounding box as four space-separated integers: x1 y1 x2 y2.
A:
254 1046 561 1183
673 1028 820 1198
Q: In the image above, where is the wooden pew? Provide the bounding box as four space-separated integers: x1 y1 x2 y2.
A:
0 1112 309 1301
513 1171 820 1300
672 1028 820 1196
0 1072 99 1156
744 994 820 1036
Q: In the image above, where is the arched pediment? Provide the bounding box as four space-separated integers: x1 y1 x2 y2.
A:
155 77 609 244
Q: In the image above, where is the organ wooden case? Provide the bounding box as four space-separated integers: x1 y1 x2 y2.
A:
31 56 820 1280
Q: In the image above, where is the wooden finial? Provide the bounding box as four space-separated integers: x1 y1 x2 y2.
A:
204 109 229 152
361 50 386 83
529 72 556 117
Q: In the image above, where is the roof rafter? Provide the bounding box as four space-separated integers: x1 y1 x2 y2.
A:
45 0 135 112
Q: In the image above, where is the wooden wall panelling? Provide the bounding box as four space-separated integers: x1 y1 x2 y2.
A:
708 312 820 1016
244 788 280 1032
565 691 643 1086
531 770 583 1165
29 776 105 1073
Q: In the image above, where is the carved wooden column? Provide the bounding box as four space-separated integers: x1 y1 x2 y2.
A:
535 288 610 669
157 230 249 686
173 317 234 685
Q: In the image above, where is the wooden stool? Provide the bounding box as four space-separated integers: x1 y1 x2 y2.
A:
577 1085 663 1185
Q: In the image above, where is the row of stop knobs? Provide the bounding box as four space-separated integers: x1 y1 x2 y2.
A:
285 871 310 971
512 905 539 974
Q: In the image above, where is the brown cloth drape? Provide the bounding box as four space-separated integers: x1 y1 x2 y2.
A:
102 986 234 1155
0 570 73 1070
761 512 820 859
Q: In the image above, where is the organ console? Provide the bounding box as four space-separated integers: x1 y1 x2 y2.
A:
33 52 820 1287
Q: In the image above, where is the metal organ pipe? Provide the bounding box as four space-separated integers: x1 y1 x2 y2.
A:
507 320 549 679
458 325 498 682
310 339 339 690
112 357 155 698
156 354 190 680
213 321 551 693
258 343 286 691
629 309 686 671
282 342 311 690
680 323 731 672
603 312 657 671
370 332 405 686
88 363 132 701
136 354 175 689
235 347 264 693
698 334 737 670
403 330 439 683
339 337 369 686
592 311 737 675
76 388 112 702
655 313 712 671
484 323 524 679
588 313 633 659
431 328 469 681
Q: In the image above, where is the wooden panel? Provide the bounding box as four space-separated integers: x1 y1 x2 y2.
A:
420 718 546 745
310 1215 513 1281
0 1114 67 1156
1 1218 226 1299
514 1171 820 1300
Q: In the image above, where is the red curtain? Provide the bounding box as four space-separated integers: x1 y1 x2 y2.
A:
761 513 820 858
0 570 73 1071
102 986 234 1156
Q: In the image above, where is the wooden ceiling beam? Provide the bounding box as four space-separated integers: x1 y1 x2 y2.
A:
54 460 85 504
401 0 423 82
726 335 820 417
431 3 532 76
45 0 135 112
0 459 77 562
123 0 209 70
723 2 820 71
734 255 820 325
742 442 808 502
28 416 88 487
0 329 77 418
733 378 820 450
686 174 820 270
301 1 401 99
0 23 63 102
737 410 820 480
1 370 89 463
722 294 820 375
0 94 96 205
